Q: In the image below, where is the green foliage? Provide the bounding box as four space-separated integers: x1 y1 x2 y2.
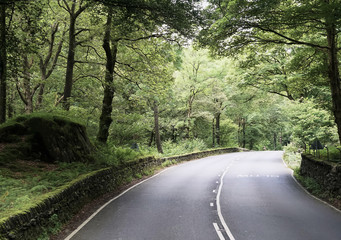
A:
284 100 339 147
161 139 208 157
161 159 177 168
2 0 341 232
0 160 100 220
95 141 146 166
37 214 62 239
309 146 341 162
294 169 329 198
283 143 302 169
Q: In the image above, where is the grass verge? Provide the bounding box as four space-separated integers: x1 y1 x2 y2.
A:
283 145 341 211
293 169 341 211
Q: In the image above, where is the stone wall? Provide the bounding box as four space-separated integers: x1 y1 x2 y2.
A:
0 148 243 240
300 154 341 195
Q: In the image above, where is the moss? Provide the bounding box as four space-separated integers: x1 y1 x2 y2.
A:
0 147 244 240
0 113 94 164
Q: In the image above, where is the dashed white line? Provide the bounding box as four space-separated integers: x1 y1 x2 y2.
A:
210 202 214 207
213 223 225 240
213 189 216 193
216 163 236 240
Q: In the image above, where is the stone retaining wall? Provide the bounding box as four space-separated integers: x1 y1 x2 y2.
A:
300 154 341 195
0 148 243 240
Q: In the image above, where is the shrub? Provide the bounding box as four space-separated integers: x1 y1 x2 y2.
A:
283 142 302 169
161 138 208 156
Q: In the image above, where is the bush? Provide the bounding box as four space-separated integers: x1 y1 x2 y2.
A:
283 142 302 169
95 142 146 166
161 138 208 156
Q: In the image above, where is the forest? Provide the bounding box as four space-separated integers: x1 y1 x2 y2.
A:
0 0 340 156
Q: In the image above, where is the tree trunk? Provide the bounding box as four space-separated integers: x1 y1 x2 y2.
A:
171 125 176 142
326 24 341 145
7 91 14 119
215 112 221 146
186 96 193 139
242 118 246 148
212 118 215 147
273 132 277 150
62 11 76 111
237 117 241 147
148 130 154 147
97 9 117 143
153 101 163 154
36 83 45 110
0 5 6 123
37 23 64 110
23 55 33 113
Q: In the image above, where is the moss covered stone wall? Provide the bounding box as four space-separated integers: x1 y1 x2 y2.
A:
300 154 341 195
0 148 243 240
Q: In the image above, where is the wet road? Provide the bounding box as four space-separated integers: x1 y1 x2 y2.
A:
67 151 341 240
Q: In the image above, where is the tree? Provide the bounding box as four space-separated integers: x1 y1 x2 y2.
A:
0 4 6 123
58 0 90 110
97 8 116 143
199 0 341 144
284 100 339 150
238 45 329 102
7 1 65 113
95 0 202 143
94 0 201 37
173 48 212 138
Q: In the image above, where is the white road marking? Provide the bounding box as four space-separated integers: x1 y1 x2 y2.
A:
237 174 279 178
216 162 236 240
213 222 225 240
213 189 216 193
216 181 219 184
210 202 214 207
64 167 172 240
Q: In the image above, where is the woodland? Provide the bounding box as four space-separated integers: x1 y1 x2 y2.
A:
0 0 340 156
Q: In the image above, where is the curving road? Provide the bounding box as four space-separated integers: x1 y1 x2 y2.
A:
66 151 341 240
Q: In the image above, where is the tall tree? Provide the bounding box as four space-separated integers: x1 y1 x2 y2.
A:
37 22 65 109
0 4 6 123
97 8 117 143
95 0 201 143
153 100 163 153
58 0 90 110
199 0 341 144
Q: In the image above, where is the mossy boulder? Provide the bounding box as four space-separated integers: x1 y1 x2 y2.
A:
0 114 94 163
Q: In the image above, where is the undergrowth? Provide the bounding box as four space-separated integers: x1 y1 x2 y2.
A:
0 161 100 220
0 138 220 221
293 169 341 211
283 142 302 169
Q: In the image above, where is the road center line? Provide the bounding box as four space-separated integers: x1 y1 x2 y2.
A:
216 161 236 240
213 223 225 240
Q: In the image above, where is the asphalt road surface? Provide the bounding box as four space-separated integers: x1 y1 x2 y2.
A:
66 151 341 240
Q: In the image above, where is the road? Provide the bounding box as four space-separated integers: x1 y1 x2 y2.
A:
66 151 341 240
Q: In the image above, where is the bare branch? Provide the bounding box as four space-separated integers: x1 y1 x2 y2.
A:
58 0 70 13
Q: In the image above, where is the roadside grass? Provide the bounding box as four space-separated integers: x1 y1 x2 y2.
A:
1 138 228 222
282 143 302 169
283 143 341 211
293 169 341 211
0 158 101 220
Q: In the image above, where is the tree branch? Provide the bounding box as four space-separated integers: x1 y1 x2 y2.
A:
255 25 329 51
